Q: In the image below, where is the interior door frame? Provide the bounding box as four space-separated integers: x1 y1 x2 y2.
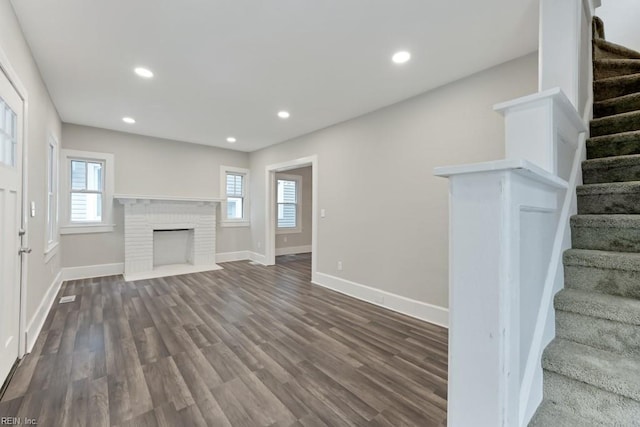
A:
0 44 30 359
265 155 318 283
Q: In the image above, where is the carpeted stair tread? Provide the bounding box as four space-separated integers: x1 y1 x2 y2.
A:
542 339 640 402
564 248 640 271
577 180 640 195
555 288 640 326
594 73 640 102
582 154 640 183
594 38 640 61
556 309 640 357
577 181 640 214
540 371 640 426
594 92 640 118
571 214 640 228
563 249 640 299
590 109 640 137
594 58 640 80
587 130 640 159
571 214 640 252
528 401 600 427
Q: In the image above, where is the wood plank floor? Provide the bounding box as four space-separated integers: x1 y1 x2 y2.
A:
0 254 448 426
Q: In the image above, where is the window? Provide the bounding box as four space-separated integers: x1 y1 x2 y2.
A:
220 166 250 227
226 173 244 219
70 159 103 222
277 174 301 233
45 135 59 258
61 149 114 234
0 98 17 167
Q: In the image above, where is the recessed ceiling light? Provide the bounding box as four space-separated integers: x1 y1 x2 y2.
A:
278 111 290 119
392 51 411 64
134 67 154 78
226 137 237 143
122 117 136 124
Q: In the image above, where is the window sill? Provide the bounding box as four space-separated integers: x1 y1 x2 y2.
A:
60 224 116 235
44 242 59 263
220 220 250 228
276 228 301 235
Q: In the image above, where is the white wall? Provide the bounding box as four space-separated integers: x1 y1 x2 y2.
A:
250 53 538 309
276 166 312 251
0 3 62 331
60 124 251 268
597 0 640 51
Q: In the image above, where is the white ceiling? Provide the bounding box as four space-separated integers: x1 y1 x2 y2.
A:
11 0 538 152
597 0 640 53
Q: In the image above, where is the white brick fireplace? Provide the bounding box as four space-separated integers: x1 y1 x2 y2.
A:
116 195 223 281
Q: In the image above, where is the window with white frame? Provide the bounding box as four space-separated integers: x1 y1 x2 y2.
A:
45 135 59 254
277 175 301 232
220 166 250 226
61 149 114 234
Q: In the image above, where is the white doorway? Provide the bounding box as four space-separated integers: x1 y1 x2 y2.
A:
265 155 318 281
0 64 25 387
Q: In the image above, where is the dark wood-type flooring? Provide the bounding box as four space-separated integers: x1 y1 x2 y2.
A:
0 254 448 426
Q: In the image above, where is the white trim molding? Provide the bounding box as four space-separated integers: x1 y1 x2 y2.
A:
249 251 268 266
275 245 312 256
25 270 62 353
61 263 124 281
60 149 115 234
220 165 251 227
213 251 250 263
313 272 449 328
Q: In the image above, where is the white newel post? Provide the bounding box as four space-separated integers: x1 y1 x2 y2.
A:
435 89 586 427
539 0 600 110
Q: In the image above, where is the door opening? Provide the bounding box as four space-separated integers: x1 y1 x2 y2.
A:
265 156 318 282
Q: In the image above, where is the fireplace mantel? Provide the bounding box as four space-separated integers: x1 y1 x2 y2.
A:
116 195 223 281
115 194 223 205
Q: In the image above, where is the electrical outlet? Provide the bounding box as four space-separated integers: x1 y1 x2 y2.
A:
321 209 326 218
337 261 343 271
283 236 287 243
257 241 262 249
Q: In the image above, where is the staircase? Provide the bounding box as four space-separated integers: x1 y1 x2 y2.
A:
530 17 640 426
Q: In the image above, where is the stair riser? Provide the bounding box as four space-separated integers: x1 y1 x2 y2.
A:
594 96 640 118
587 137 640 159
556 311 640 356
564 264 640 299
590 114 640 137
582 162 640 184
571 224 640 252
595 64 640 80
542 371 640 425
578 192 640 214
594 79 640 102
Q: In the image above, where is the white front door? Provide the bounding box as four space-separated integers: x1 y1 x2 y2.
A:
0 66 24 385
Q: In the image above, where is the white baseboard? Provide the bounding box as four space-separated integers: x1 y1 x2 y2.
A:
275 245 312 256
249 251 268 266
25 270 63 352
216 251 250 263
61 263 124 281
313 272 449 328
